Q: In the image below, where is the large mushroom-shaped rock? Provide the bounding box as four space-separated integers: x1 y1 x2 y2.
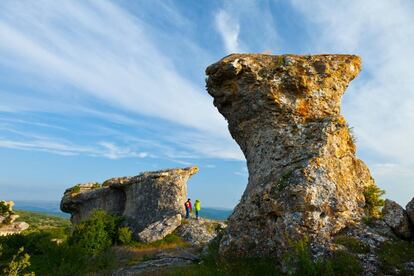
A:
382 199 412 240
61 167 198 240
206 54 377 257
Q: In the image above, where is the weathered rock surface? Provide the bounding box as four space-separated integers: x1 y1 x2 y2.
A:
138 214 182 243
0 221 30 236
406 197 414 226
206 54 377 257
382 199 412 239
177 218 226 246
61 167 198 240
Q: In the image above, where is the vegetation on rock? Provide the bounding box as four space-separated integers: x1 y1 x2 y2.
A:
363 184 385 218
333 235 370 254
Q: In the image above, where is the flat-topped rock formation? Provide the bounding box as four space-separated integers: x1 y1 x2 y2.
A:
61 166 198 240
206 54 377 257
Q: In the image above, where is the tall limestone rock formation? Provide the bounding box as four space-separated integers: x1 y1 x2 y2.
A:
206 54 376 257
61 166 198 241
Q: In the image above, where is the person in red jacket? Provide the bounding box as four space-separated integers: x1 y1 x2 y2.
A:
184 198 192 219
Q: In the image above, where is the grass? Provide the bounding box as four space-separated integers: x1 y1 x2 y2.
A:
378 240 414 274
333 235 370 254
130 233 188 250
15 210 70 229
169 235 365 276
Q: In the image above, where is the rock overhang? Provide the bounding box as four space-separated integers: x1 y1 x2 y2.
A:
206 54 361 124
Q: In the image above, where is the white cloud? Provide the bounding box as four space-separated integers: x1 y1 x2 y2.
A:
97 142 148 159
214 10 241 53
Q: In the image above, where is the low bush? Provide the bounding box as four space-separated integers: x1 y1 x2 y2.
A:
0 210 119 275
69 210 121 255
118 226 133 245
1 246 34 276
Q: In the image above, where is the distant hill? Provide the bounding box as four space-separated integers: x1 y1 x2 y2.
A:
13 200 232 220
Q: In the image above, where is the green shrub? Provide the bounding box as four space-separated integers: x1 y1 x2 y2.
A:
0 213 117 275
363 184 385 218
2 247 34 276
346 123 357 144
69 210 121 255
118 227 133 245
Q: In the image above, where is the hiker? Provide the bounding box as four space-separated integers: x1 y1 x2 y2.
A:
195 199 201 220
184 198 192 219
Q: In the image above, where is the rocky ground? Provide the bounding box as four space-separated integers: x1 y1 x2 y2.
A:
114 218 226 275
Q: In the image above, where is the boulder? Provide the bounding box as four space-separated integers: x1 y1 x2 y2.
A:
138 214 182 243
61 166 198 238
177 218 226 246
406 197 414 226
206 54 378 257
382 199 412 239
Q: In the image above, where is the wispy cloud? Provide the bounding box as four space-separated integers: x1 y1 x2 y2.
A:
0 0 242 160
0 137 149 159
214 10 241 53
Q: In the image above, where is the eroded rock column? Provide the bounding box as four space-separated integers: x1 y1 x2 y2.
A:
206 54 376 257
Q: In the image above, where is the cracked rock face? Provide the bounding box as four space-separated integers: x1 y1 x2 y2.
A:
61 167 198 240
206 54 377 257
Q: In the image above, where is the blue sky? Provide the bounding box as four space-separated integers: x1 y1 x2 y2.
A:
1 0 414 209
